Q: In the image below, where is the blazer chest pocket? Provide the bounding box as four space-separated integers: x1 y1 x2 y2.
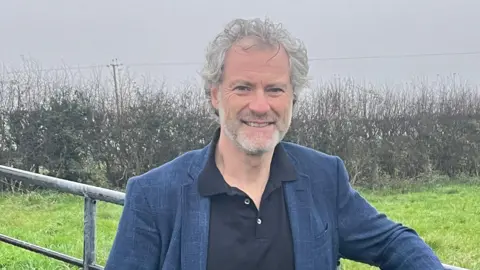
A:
312 221 335 269
314 221 330 243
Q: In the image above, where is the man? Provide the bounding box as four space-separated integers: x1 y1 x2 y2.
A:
105 18 445 270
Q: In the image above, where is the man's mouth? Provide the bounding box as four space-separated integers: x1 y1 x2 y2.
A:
242 121 274 128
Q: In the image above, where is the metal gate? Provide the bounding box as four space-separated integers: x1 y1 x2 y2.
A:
0 165 469 270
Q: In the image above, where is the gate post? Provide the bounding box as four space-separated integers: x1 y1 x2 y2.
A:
84 197 97 269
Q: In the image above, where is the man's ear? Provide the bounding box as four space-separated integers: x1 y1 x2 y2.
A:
211 86 220 110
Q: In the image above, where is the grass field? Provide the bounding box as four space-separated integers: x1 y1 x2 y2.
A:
0 182 479 270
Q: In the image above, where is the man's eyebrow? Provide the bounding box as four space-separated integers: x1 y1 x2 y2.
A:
266 83 288 89
229 80 254 87
229 81 288 89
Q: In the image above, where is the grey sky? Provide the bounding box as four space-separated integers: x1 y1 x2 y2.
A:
1 0 480 86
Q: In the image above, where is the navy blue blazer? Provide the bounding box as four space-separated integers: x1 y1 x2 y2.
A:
105 141 444 270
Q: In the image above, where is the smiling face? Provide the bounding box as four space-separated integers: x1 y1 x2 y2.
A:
211 37 294 156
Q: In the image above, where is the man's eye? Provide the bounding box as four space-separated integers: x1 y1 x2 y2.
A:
234 86 249 91
269 88 284 92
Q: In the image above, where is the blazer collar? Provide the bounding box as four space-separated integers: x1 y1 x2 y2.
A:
180 181 210 270
284 172 318 270
187 141 212 184
180 137 213 270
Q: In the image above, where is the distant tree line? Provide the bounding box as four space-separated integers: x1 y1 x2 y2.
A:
0 62 479 190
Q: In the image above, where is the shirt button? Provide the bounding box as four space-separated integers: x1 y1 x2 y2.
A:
244 198 250 205
257 218 262 225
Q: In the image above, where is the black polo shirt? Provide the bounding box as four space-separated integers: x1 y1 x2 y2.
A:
198 129 296 270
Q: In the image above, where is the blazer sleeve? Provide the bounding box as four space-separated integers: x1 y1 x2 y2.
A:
105 177 161 270
335 156 445 270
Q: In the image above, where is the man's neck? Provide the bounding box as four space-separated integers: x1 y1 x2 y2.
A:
214 132 274 191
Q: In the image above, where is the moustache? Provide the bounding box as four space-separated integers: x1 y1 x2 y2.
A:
238 112 278 122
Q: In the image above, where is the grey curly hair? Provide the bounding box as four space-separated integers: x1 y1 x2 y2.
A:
200 18 310 117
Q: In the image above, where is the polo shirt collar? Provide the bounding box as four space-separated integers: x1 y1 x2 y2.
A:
198 128 296 197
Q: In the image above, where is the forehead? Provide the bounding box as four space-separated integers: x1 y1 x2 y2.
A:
222 37 291 82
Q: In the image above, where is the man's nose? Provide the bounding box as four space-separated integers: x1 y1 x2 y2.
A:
248 90 271 114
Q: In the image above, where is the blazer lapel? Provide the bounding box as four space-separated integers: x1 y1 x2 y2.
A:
181 182 210 270
284 173 316 270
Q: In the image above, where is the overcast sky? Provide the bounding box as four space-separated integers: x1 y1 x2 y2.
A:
1 0 480 86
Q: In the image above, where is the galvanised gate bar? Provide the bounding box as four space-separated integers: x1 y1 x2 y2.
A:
0 165 470 270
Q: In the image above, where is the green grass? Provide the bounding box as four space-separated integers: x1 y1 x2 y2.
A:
0 192 122 270
0 183 479 270
341 183 480 269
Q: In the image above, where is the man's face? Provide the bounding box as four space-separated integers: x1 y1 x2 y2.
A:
211 38 294 155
